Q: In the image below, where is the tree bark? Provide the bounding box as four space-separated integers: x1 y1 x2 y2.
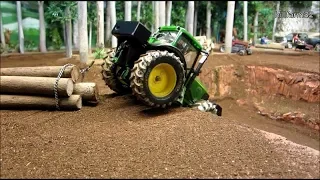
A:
0 9 5 47
193 2 198 36
186 1 194 35
206 2 211 39
159 1 166 27
166 1 172 26
65 6 72 58
224 1 235 54
0 95 82 110
152 1 155 33
124 1 132 21
78 1 88 63
137 1 141 21
154 1 160 30
272 1 280 41
0 76 74 97
38 1 47 52
105 1 111 47
73 20 79 49
16 1 24 53
97 1 104 48
253 11 259 45
73 82 99 103
88 21 92 54
0 66 81 83
110 1 117 48
243 1 248 42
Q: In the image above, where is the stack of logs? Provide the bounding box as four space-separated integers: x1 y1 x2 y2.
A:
0 65 99 111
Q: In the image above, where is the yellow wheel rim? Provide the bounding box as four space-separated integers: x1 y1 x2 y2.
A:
148 63 177 98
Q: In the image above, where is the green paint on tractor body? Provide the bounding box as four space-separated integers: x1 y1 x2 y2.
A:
107 21 212 108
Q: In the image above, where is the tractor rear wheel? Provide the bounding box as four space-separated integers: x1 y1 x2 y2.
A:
101 50 131 94
130 50 185 108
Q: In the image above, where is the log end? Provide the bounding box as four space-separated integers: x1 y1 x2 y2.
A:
66 79 75 97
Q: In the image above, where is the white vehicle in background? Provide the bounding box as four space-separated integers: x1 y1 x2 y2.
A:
274 32 293 49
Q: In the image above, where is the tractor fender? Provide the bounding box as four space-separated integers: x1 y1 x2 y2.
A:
146 44 187 71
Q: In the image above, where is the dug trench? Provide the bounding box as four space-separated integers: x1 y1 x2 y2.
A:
200 53 320 150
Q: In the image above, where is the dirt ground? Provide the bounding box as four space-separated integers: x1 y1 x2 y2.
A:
0 51 319 178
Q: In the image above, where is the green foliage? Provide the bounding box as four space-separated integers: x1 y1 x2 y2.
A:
171 1 187 27
93 47 107 59
139 2 153 29
116 1 125 20
49 28 63 50
24 39 36 51
45 1 77 23
289 1 313 10
88 1 97 24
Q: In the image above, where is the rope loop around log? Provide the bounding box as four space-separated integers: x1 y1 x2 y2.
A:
54 63 75 110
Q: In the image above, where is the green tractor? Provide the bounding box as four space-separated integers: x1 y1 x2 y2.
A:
102 21 222 116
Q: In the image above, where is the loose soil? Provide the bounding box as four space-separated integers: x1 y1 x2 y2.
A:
0 51 319 178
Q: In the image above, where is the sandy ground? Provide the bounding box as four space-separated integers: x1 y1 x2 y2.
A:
0 51 319 178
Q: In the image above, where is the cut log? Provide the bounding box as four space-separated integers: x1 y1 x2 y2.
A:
0 94 82 110
0 66 81 83
0 76 73 97
73 82 99 104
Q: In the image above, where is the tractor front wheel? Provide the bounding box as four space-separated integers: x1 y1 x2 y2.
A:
130 50 185 108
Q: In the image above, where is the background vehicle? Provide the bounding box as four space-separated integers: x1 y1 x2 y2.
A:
101 21 222 115
305 33 320 51
219 39 252 55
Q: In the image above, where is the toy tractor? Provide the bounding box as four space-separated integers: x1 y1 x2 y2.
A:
219 39 252 55
101 21 222 116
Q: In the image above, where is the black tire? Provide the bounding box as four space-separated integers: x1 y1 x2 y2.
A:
130 50 185 108
238 50 245 56
247 48 252 55
101 50 131 94
315 43 320 52
219 45 225 53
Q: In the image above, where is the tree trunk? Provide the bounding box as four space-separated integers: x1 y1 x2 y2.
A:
159 1 166 27
38 1 47 52
253 11 259 45
105 1 111 47
154 1 160 30
78 1 88 63
0 76 74 97
65 6 72 58
186 1 194 35
272 1 280 41
0 8 5 47
88 21 92 54
124 1 132 21
16 1 24 53
224 1 235 54
63 22 67 46
73 20 79 49
193 2 198 36
206 2 211 39
166 1 172 26
0 95 82 110
0 66 81 83
243 1 248 41
97 1 104 48
152 1 155 33
73 82 99 104
137 1 141 21
110 1 117 48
